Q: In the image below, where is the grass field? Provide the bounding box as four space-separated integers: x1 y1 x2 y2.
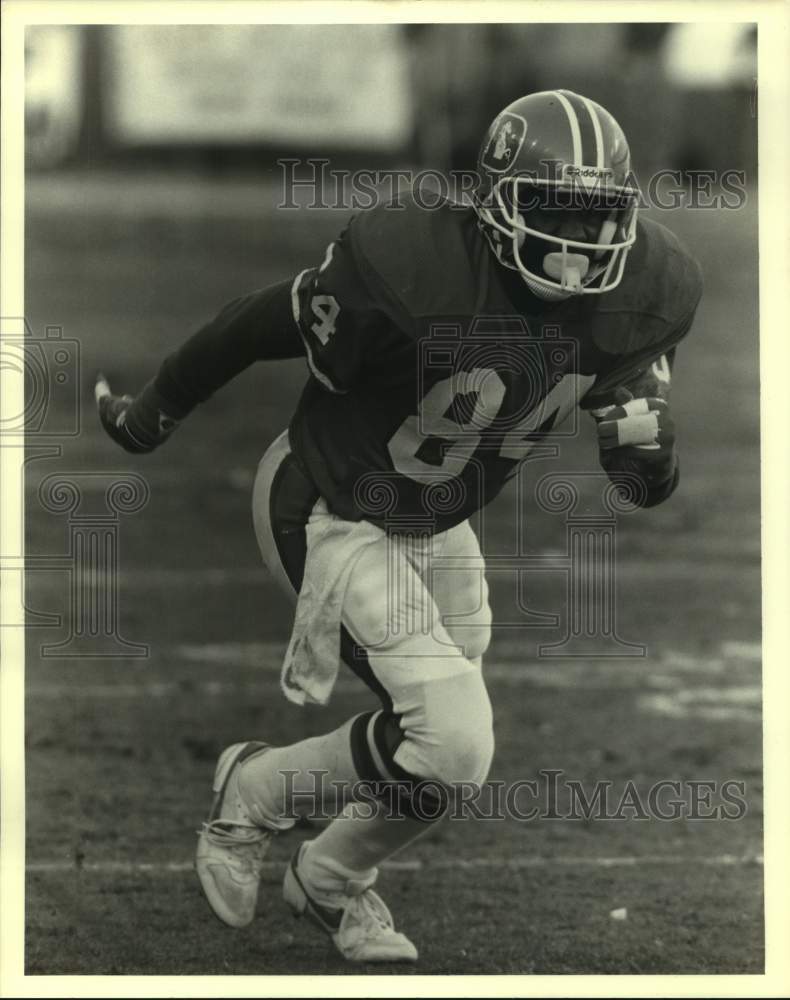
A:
21 171 762 975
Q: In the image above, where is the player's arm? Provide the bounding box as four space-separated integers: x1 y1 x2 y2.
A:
98 223 396 453
586 233 702 508
589 349 679 508
97 279 304 454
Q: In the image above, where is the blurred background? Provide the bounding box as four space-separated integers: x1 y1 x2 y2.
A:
26 23 756 174
22 23 762 975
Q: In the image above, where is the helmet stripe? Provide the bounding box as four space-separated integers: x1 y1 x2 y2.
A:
552 90 582 166
561 90 600 169
577 95 605 169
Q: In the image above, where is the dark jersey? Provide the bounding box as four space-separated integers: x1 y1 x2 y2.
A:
288 193 702 532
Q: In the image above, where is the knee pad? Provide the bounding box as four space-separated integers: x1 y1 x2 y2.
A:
343 539 495 802
394 668 495 788
349 670 494 824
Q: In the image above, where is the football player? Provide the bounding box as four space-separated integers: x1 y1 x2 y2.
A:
97 90 702 963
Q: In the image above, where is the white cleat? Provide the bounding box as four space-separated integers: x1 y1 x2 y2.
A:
196 741 274 928
283 842 418 963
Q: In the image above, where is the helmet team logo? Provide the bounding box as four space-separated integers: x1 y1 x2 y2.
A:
481 112 527 174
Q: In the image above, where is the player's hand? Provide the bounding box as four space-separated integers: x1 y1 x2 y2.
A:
95 374 182 454
593 387 678 507
595 387 675 461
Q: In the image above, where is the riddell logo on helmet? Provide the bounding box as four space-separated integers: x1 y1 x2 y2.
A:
563 164 615 184
481 113 528 174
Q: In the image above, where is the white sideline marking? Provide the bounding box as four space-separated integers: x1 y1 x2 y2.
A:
172 641 758 677
26 854 762 875
25 562 761 588
26 640 760 721
21 674 557 699
720 640 761 661
26 567 266 586
26 640 762 720
25 677 763 701
638 690 761 723
176 640 281 664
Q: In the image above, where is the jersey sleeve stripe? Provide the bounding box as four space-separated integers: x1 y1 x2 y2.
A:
289 268 311 325
289 268 344 395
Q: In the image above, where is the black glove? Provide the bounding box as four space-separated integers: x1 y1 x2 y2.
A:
95 374 185 454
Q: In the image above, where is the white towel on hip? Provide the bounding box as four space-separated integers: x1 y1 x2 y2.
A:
280 499 385 706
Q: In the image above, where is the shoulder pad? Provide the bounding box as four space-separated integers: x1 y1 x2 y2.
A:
347 189 484 332
588 216 703 356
